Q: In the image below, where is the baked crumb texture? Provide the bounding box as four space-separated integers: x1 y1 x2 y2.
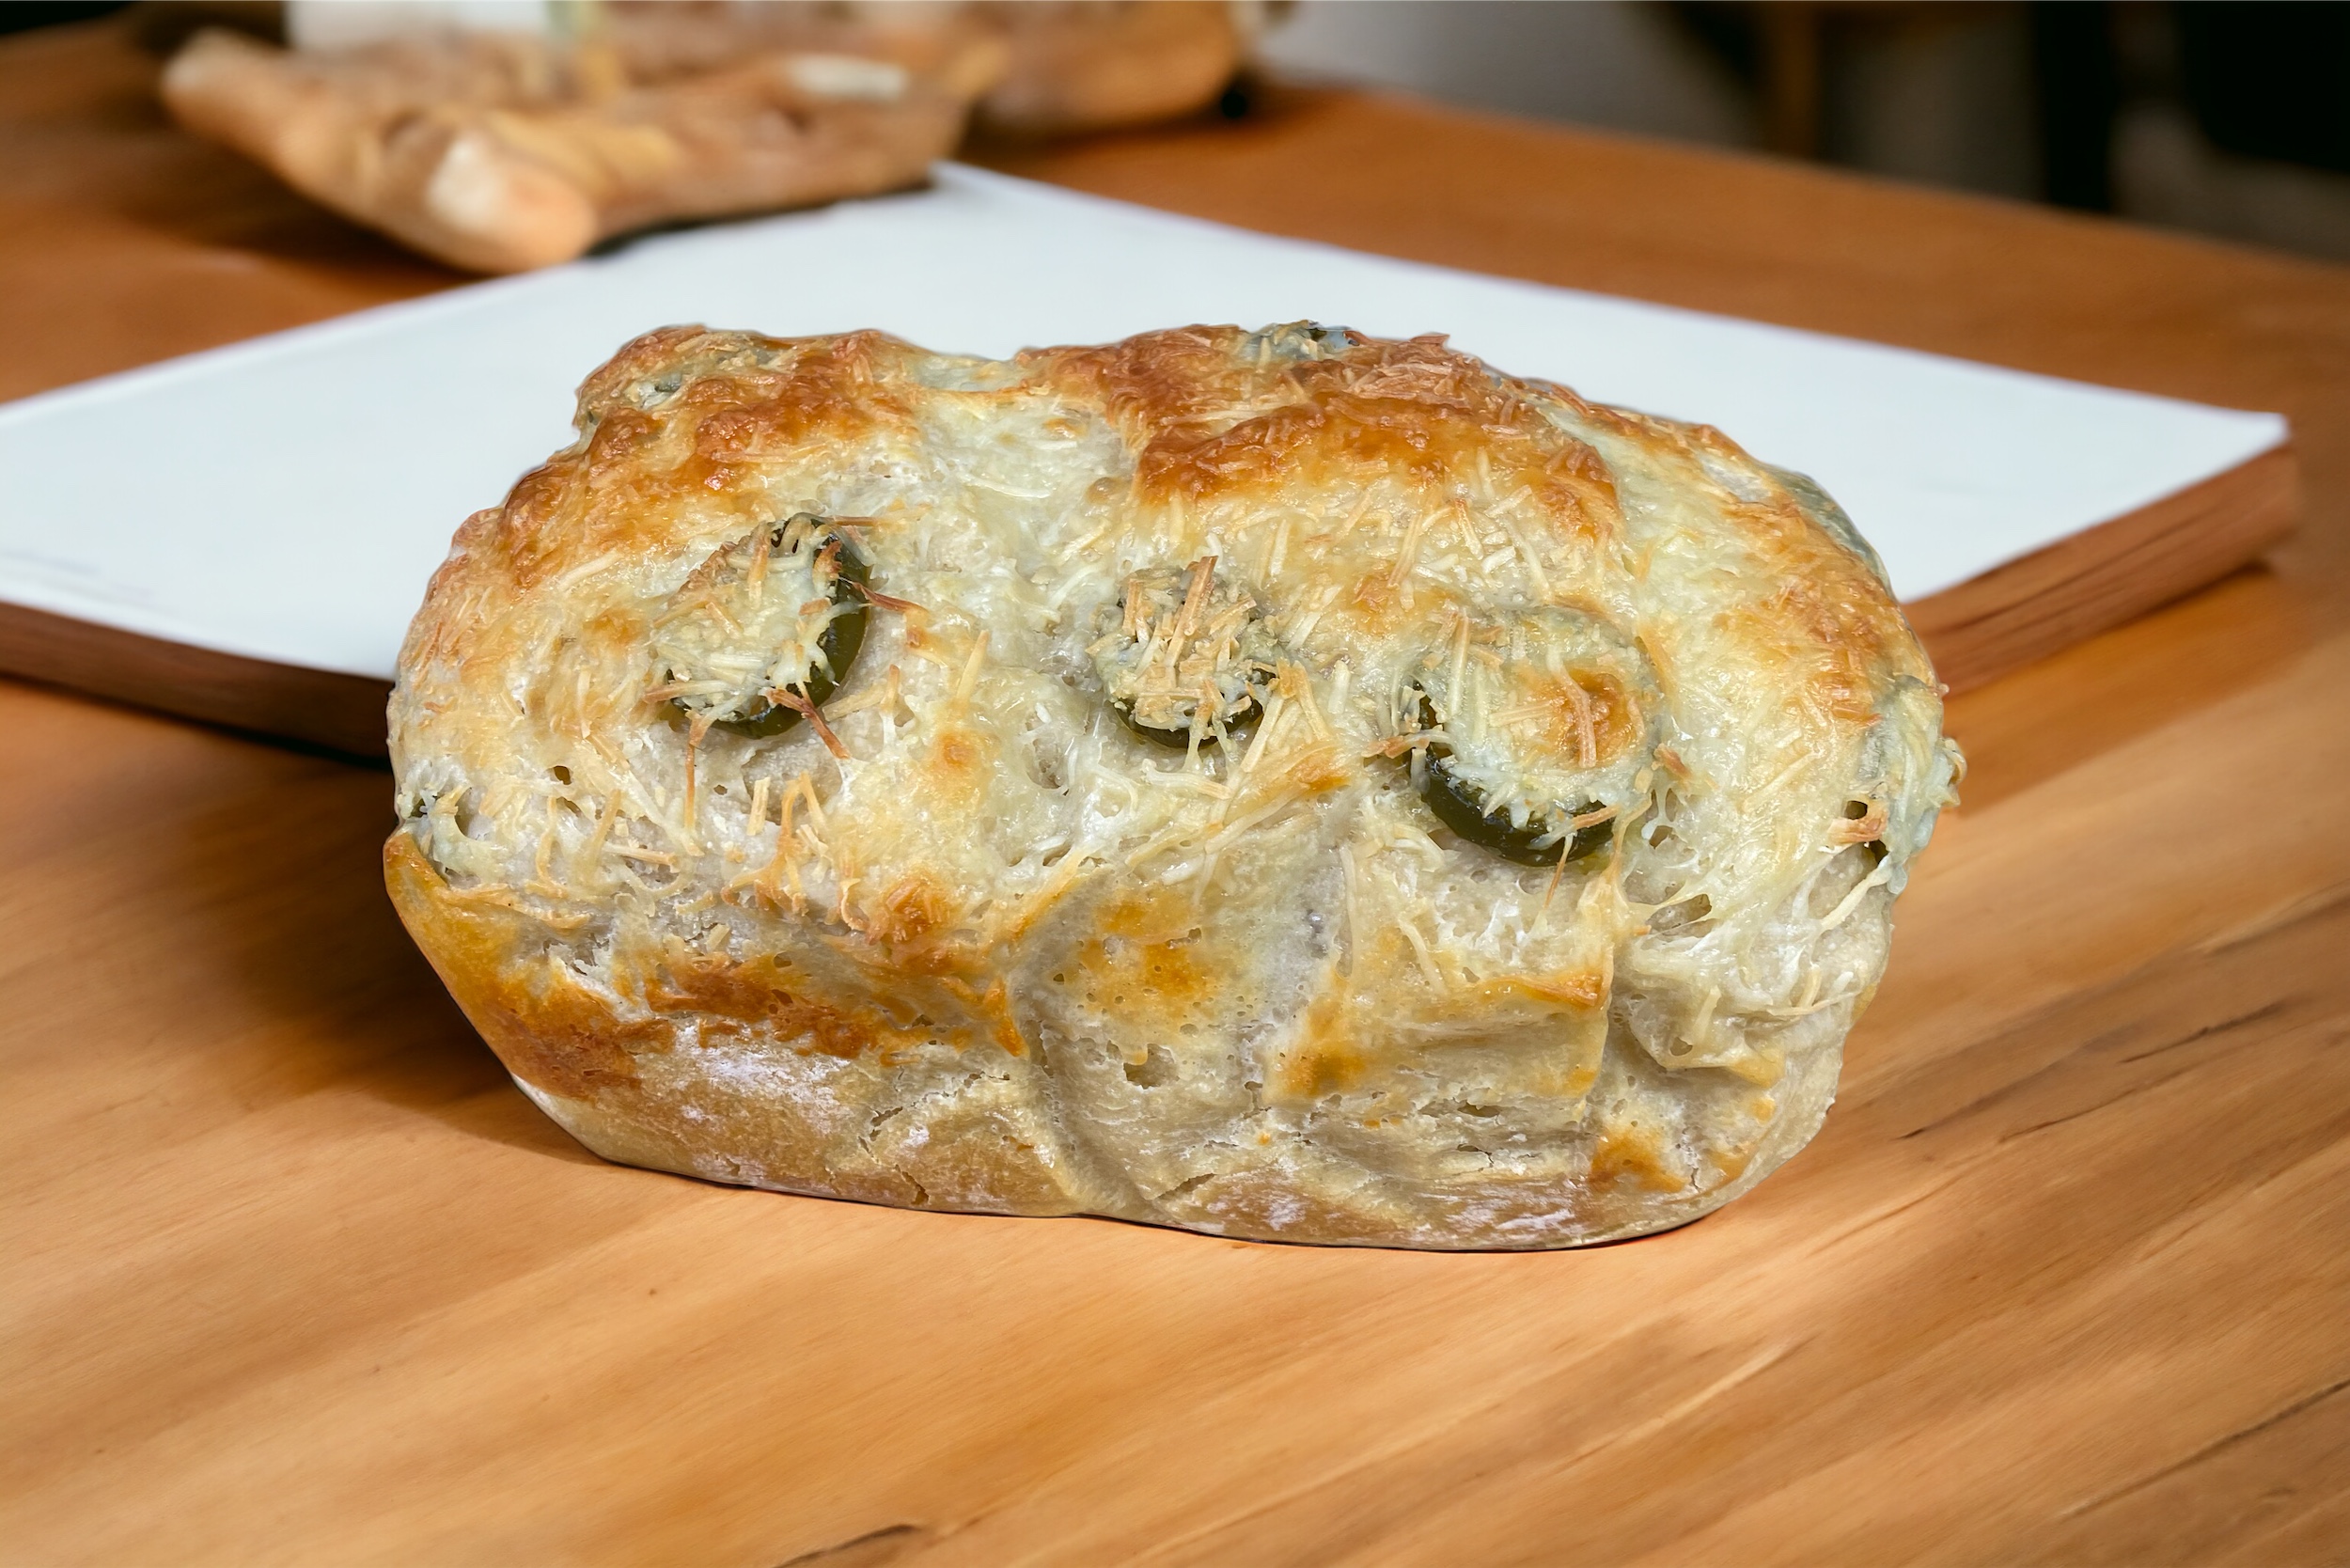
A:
386 323 1962 1248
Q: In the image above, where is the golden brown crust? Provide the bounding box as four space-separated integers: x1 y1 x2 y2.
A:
385 835 652 1100
387 322 1959 1247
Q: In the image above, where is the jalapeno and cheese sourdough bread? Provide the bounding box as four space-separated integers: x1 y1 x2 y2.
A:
386 322 1962 1248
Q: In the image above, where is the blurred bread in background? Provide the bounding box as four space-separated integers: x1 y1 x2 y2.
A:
970 0 1260 136
161 23 1001 274
158 1 1264 274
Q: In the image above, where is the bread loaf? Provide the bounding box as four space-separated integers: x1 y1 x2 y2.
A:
386 322 1962 1247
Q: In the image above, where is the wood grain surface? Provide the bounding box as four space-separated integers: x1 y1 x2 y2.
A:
5 21 2349 1565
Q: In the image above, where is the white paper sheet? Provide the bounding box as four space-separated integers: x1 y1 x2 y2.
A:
0 165 2287 681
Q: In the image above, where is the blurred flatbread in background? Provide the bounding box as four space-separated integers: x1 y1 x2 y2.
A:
598 2 1259 135
969 1 1258 135
160 22 1003 273
153 1 1263 273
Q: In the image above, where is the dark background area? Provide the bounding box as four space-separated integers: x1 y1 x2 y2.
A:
1264 0 2350 261
9 1 2350 261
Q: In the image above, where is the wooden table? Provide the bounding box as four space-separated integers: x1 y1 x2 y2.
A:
6 18 2348 1564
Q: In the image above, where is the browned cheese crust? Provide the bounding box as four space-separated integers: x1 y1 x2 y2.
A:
386 323 1962 1247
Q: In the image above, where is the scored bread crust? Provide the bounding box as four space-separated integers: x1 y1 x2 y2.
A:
385 322 1961 1248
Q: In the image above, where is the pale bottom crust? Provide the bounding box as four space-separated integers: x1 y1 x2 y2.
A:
509 1042 1842 1250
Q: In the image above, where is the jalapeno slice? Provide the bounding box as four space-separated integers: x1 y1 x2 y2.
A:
1399 686 1611 866
1089 556 1277 747
1389 604 1662 868
1240 321 1359 361
1118 691 1261 748
1420 757 1611 866
712 541 867 738
651 514 870 739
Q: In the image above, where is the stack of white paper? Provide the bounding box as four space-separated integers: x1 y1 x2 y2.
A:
0 164 2287 682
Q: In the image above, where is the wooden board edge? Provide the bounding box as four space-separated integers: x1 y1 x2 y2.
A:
0 602 391 760
1905 445 2301 695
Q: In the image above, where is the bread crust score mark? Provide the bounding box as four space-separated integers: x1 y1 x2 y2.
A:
385 322 1963 1248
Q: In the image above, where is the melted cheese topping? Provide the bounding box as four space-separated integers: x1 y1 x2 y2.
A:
386 321 1963 1248
1405 604 1657 848
1087 557 1277 744
648 513 855 727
